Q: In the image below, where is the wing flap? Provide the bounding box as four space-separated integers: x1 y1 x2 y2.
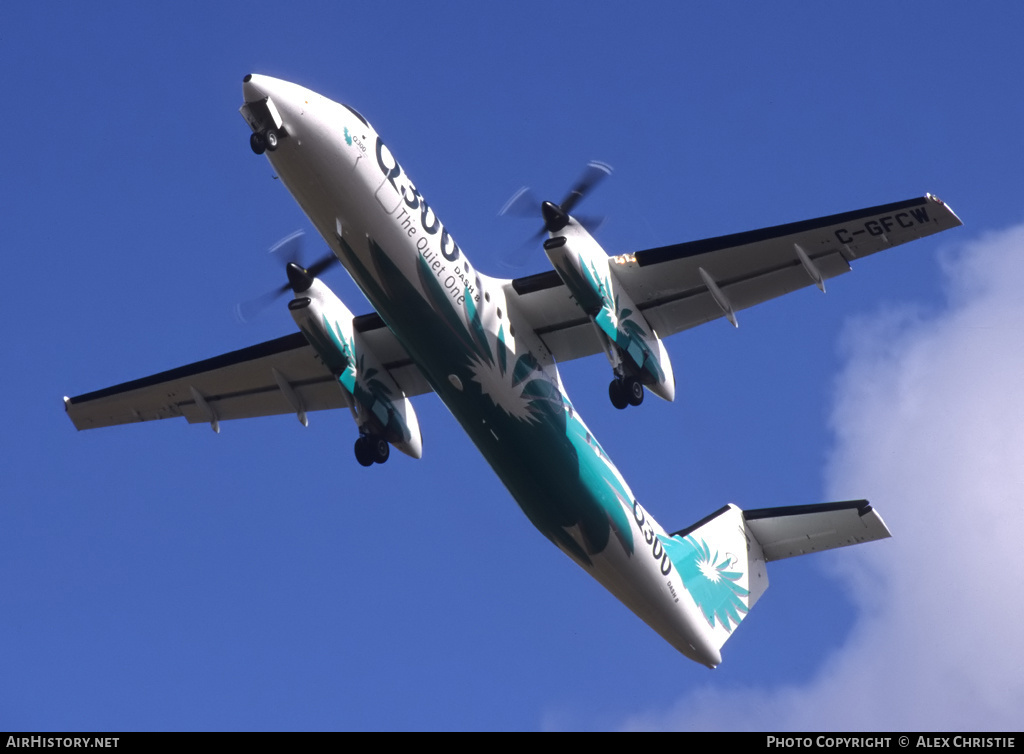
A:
640 250 855 337
353 313 434 396
505 274 604 362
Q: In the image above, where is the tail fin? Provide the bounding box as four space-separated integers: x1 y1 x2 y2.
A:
664 500 891 654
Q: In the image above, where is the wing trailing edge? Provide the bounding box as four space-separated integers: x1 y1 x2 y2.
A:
65 321 432 432
507 195 962 359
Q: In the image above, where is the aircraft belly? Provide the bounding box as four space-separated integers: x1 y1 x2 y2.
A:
331 231 716 662
269 107 721 664
413 338 718 663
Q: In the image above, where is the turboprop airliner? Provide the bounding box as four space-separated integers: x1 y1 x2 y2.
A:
65 74 962 668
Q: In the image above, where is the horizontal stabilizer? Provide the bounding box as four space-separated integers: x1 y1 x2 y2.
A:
743 499 891 561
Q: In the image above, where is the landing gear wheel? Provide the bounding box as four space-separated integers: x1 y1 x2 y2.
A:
354 436 374 467
249 131 267 155
623 375 644 407
609 378 628 410
372 437 390 465
265 130 279 151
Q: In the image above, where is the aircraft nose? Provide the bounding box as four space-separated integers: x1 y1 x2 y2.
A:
243 73 270 103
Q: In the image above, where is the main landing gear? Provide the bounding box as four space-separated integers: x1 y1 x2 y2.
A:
609 375 644 410
354 434 390 467
249 129 279 155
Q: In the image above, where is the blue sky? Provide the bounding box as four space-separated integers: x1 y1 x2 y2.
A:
3 2 1023 731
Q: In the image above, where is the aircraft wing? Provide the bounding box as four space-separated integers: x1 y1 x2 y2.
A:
506 195 962 361
65 314 432 431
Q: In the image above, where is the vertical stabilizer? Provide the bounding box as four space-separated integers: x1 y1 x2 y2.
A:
664 499 891 654
661 504 768 653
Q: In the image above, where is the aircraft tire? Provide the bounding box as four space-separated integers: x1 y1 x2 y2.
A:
372 437 390 464
609 379 629 410
249 132 267 155
265 130 279 152
624 376 644 407
354 436 374 467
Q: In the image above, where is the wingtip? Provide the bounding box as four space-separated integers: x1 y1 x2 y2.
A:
63 396 82 431
926 193 964 227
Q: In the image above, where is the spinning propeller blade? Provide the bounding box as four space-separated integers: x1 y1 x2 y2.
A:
498 160 612 269
559 160 612 215
235 230 339 322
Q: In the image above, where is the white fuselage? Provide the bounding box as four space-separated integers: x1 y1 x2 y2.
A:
242 74 723 667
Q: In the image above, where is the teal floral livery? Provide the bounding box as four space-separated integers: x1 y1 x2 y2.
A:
320 313 413 446
332 231 636 565
659 534 749 632
578 254 666 386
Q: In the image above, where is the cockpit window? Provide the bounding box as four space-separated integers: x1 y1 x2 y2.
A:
343 104 368 127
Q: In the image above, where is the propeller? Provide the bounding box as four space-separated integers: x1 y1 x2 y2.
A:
235 230 338 322
498 160 612 268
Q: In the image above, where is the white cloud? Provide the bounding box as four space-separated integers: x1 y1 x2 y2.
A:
620 224 1024 731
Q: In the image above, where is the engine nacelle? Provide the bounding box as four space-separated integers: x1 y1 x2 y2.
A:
544 220 675 403
288 278 423 459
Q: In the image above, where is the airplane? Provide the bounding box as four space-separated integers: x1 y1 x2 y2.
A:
64 74 962 668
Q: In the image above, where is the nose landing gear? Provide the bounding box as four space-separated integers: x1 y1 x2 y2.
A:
354 434 390 466
609 375 644 410
249 129 280 155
